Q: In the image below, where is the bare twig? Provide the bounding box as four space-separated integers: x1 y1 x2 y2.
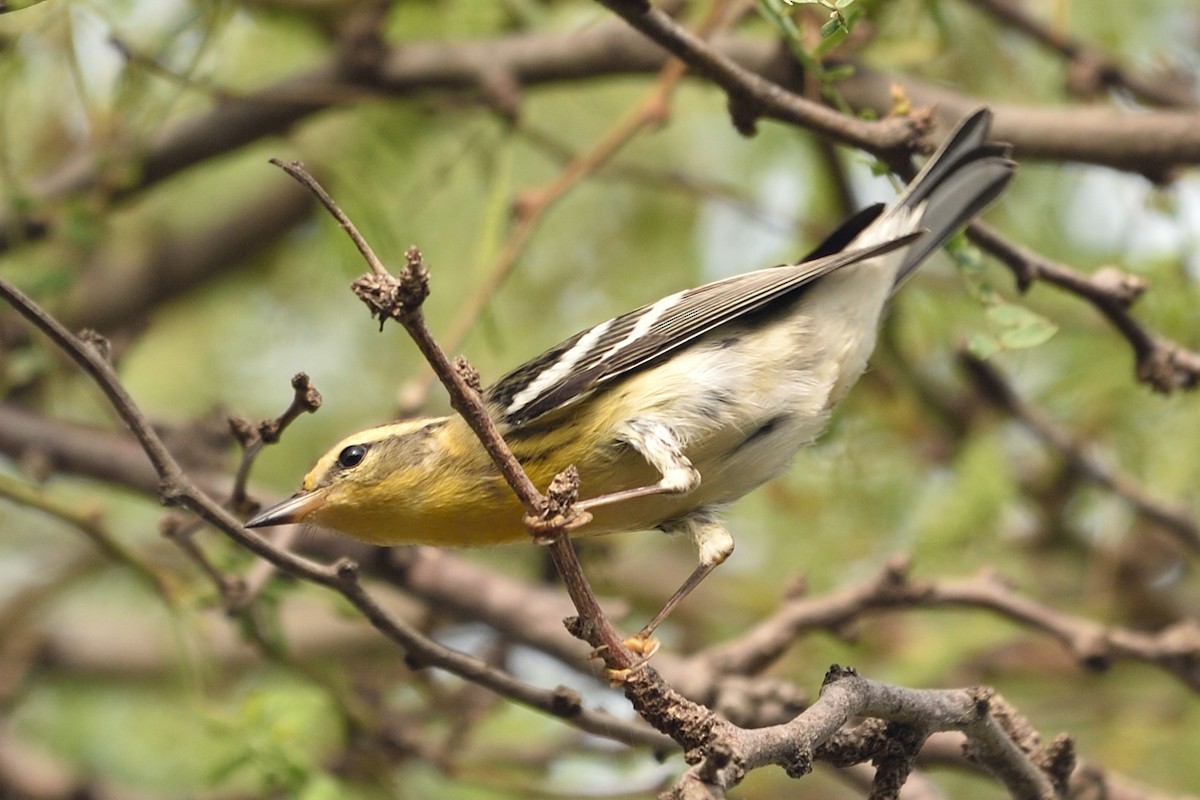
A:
229 371 323 514
158 511 247 605
964 0 1196 108
702 557 1200 691
150 374 322 611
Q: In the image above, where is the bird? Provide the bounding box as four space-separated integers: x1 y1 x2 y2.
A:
247 109 1014 647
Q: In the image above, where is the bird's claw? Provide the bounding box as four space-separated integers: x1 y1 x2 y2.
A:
623 632 661 659
593 633 660 685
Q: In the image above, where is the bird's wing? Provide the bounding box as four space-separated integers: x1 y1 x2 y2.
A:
488 235 917 426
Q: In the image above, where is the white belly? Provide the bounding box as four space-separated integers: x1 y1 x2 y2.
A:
577 269 893 535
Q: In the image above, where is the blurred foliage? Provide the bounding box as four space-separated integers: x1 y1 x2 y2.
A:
1 0 1199 798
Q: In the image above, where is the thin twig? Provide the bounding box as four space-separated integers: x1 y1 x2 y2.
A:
964 0 1196 108
700 556 1200 691
230 371 323 514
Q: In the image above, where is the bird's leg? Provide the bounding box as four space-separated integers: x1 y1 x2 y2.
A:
633 514 733 645
574 419 700 514
605 523 733 689
567 419 726 672
573 421 733 643
602 516 733 682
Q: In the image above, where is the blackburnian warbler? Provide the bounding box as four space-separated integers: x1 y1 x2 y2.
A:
247 109 1014 642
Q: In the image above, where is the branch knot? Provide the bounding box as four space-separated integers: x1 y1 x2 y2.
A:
351 272 404 328
350 248 431 327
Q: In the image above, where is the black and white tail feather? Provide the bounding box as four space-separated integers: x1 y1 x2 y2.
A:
489 109 1014 428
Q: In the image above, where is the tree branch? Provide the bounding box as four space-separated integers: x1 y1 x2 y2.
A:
959 350 1200 551
968 222 1200 393
702 557 1200 691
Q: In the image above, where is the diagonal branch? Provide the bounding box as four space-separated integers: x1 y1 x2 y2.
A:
959 350 1200 551
591 0 925 161
964 0 1196 108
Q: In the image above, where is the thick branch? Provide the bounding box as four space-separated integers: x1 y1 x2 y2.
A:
7 23 1200 255
666 667 1064 799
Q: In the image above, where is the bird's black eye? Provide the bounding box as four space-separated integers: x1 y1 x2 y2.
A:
336 444 368 469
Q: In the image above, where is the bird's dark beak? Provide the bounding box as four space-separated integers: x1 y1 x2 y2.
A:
245 490 325 528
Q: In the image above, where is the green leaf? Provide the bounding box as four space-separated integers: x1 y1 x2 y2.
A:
815 19 850 52
952 242 1000 304
966 332 1001 360
822 64 857 82
986 302 1059 350
299 774 349 800
997 315 1059 349
985 302 1031 328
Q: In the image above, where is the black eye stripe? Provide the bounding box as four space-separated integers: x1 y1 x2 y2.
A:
337 444 369 469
